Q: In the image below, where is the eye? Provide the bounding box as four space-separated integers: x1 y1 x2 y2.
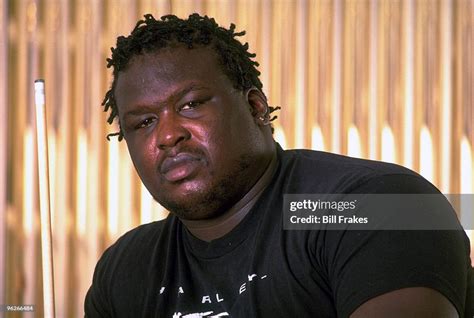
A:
135 117 156 129
180 101 202 111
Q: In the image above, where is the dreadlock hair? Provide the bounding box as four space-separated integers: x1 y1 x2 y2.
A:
103 13 281 141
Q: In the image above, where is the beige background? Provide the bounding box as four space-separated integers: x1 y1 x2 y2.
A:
0 0 473 316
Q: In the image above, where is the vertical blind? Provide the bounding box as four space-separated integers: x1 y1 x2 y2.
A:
1 0 473 316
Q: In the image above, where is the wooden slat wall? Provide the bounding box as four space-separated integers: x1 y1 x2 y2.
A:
1 0 473 316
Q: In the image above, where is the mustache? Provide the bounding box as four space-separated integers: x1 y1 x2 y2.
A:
163 145 206 158
159 146 206 173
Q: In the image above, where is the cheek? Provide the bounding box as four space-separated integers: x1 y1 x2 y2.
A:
188 113 226 150
220 107 259 152
199 118 233 160
126 138 159 179
203 128 249 178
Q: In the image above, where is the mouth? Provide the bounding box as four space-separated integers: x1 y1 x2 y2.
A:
160 152 203 183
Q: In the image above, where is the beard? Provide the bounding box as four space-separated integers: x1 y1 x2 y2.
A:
154 152 256 220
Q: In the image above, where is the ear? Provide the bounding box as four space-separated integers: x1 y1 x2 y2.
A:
246 88 269 125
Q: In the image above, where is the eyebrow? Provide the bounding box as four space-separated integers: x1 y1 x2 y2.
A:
122 83 209 118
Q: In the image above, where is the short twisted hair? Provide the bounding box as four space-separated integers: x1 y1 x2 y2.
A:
103 13 280 140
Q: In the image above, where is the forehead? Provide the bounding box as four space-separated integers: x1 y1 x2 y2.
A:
114 46 236 112
119 46 229 88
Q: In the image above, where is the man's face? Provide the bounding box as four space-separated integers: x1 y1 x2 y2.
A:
114 46 271 220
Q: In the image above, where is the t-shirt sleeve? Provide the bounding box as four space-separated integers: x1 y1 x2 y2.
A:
323 174 471 317
84 248 113 318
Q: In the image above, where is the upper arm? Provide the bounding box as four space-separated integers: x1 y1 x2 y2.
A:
84 282 112 318
84 248 114 318
321 174 471 317
350 287 459 318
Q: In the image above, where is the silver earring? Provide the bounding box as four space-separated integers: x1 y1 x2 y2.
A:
259 115 270 125
258 107 270 125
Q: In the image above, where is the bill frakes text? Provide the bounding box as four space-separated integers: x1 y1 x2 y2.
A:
290 215 368 224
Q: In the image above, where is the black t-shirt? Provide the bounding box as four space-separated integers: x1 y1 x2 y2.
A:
85 145 473 317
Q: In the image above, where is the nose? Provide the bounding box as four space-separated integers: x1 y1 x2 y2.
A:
156 111 190 150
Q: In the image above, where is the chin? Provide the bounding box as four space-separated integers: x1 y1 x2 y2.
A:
154 181 237 220
152 154 254 220
157 195 226 220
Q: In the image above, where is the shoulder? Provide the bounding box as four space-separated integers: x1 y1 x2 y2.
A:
273 147 471 316
282 147 417 177
277 146 428 194
91 215 181 288
85 216 177 316
99 216 173 268
110 218 168 249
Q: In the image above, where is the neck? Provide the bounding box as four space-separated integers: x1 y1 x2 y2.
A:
181 148 278 242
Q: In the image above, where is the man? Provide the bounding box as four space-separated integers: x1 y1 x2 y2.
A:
85 13 472 317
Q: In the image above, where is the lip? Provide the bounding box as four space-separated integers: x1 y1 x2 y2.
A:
160 152 202 182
